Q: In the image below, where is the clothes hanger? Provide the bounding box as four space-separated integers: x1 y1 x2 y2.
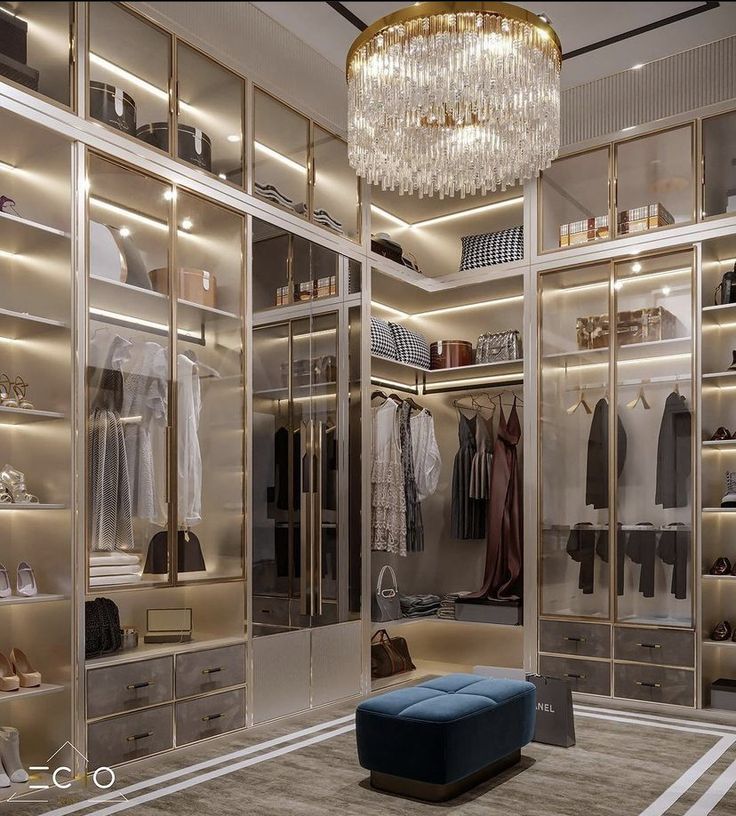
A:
626 385 651 410
182 349 220 379
371 390 387 402
566 388 592 415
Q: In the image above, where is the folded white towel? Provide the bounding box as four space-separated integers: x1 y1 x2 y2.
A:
90 565 141 577
90 553 141 567
89 574 142 586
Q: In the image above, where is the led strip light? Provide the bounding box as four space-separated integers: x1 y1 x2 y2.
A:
89 307 202 342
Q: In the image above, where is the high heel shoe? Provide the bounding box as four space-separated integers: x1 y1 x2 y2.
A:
0 565 10 599
11 378 33 411
16 562 36 597
9 649 40 688
0 653 19 692
0 728 28 783
0 375 18 409
0 465 39 504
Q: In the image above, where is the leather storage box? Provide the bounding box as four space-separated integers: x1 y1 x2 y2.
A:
137 123 212 171
0 12 28 63
151 267 217 308
455 599 522 626
430 340 473 369
0 51 38 91
371 236 403 265
711 678 736 711
90 82 137 135
576 306 678 350
618 202 674 235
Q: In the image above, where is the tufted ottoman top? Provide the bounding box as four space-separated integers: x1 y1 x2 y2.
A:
357 674 535 723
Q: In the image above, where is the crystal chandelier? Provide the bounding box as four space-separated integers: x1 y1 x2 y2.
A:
346 2 562 198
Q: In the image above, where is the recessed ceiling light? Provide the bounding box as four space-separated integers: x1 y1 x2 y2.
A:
119 226 131 238
632 262 642 273
181 217 193 231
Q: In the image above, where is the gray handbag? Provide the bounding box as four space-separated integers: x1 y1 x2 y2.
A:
371 565 401 622
476 329 522 363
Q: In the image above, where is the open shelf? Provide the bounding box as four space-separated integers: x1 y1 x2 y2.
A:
702 574 736 581
703 439 736 449
0 406 65 424
86 635 247 669
0 684 64 703
703 507 736 513
0 594 68 607
703 371 736 387
0 211 70 241
0 308 68 337
0 504 66 511
372 617 520 632
703 640 736 649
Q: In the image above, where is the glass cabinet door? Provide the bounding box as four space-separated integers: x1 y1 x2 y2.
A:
292 237 339 305
0 2 73 107
88 3 171 148
615 126 695 237
176 42 244 185
313 125 360 243
613 250 694 627
174 192 244 582
539 263 612 618
540 148 610 252
702 111 736 220
86 154 172 590
253 88 309 218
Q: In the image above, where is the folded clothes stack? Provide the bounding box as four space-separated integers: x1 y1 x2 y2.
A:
313 208 343 234
400 593 441 619
89 553 142 587
254 181 307 217
437 591 471 620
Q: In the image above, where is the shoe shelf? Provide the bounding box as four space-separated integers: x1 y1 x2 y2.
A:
702 371 736 387
702 575 736 581
703 439 736 449
0 308 68 337
0 407 65 424
0 505 67 511
703 640 736 649
0 684 65 703
0 211 70 242
0 595 68 607
702 507 736 513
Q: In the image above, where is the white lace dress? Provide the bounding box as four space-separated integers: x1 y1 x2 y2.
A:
177 354 202 526
371 400 406 556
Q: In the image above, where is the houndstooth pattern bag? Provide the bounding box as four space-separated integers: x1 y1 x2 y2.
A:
389 323 431 369
460 225 524 271
476 330 522 363
370 316 397 359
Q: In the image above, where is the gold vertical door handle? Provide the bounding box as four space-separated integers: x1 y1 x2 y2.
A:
299 418 310 618
314 419 323 617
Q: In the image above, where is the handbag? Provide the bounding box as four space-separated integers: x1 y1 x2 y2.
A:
526 674 576 747
476 330 522 363
85 597 123 658
371 629 416 679
371 565 401 622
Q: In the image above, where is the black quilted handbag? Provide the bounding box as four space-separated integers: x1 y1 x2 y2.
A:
85 597 123 658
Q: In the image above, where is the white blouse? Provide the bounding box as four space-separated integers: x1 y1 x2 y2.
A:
410 409 441 502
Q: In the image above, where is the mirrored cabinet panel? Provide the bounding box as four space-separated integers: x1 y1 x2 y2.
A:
176 42 244 184
0 1 73 107
88 3 171 147
613 250 694 627
539 148 610 253
702 111 736 220
539 262 612 619
615 126 694 237
173 191 245 583
86 153 172 589
253 88 309 219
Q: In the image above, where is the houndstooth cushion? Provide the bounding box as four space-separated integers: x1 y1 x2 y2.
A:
460 225 524 271
370 317 397 360
389 323 430 369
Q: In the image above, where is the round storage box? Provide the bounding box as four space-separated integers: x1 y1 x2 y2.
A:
430 340 473 369
136 122 212 171
90 81 137 135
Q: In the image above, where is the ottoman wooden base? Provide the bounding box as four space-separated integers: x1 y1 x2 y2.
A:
369 749 521 802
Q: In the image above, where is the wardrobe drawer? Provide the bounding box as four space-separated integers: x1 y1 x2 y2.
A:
614 627 694 668
539 620 610 659
176 644 245 698
87 657 173 719
175 688 245 746
614 663 694 707
253 595 290 627
87 705 173 768
539 655 611 697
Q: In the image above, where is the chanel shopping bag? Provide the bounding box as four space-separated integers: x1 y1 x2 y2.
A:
527 674 576 747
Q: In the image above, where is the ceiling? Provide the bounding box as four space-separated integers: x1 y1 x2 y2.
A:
251 1 736 89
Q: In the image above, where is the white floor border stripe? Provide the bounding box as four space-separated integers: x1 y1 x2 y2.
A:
683 757 736 816
638 737 736 816
38 714 356 816
574 705 736 736
576 711 733 738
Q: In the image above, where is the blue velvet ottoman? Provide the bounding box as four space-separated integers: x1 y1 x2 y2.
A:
356 674 536 801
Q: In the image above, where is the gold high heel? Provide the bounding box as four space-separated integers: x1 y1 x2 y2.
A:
11 377 33 410
0 653 19 692
0 465 39 504
0 375 18 409
9 648 40 688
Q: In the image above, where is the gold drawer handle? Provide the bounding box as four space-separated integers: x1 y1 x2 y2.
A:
126 681 155 690
637 643 662 649
202 667 223 675
564 673 587 680
636 681 662 689
564 636 586 643
126 731 153 742
201 713 223 723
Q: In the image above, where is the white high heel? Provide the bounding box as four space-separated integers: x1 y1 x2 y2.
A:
16 562 37 597
0 565 10 599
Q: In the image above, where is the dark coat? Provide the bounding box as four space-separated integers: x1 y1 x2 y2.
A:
655 392 691 509
586 398 627 509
